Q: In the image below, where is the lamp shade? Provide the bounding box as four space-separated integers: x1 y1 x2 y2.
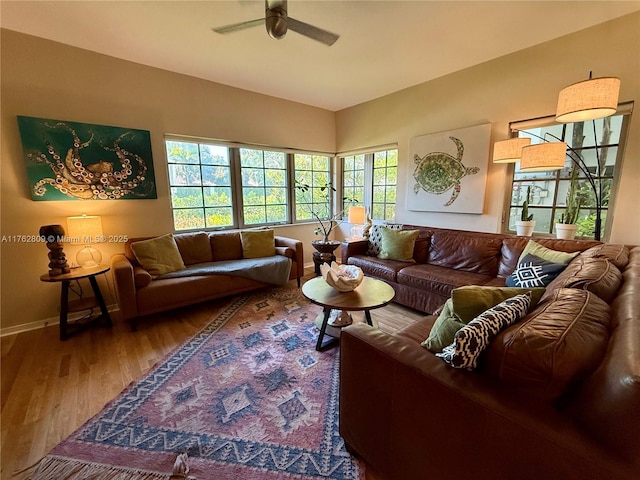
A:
66 214 104 268
347 205 366 224
66 214 103 244
556 76 620 123
493 138 531 163
520 142 567 171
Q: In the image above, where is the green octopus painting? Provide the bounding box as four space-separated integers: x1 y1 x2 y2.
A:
17 116 156 201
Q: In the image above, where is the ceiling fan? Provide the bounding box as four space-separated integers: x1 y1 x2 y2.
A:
212 0 339 46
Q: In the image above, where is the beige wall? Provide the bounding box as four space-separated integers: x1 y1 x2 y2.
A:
335 12 640 243
2 13 640 333
1 30 335 333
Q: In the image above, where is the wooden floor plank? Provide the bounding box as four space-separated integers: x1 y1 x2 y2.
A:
1 269 424 479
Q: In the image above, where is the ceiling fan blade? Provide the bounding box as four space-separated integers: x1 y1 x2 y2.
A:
287 17 339 46
212 18 264 34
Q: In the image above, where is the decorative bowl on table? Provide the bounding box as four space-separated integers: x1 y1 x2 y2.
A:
319 262 364 292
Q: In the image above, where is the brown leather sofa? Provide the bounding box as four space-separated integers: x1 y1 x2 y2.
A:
339 226 639 480
111 231 303 327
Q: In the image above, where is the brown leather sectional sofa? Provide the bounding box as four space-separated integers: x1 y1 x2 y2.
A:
111 231 303 328
339 225 639 480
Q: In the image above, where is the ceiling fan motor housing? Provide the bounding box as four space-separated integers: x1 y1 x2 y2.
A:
266 0 288 39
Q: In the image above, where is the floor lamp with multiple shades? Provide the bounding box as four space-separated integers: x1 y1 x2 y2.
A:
493 73 621 241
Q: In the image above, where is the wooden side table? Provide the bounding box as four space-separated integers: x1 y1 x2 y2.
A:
302 276 395 351
40 265 112 340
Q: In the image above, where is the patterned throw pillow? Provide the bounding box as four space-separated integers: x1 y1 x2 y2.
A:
366 224 403 256
436 292 531 370
506 253 567 288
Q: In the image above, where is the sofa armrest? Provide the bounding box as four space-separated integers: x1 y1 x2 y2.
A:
341 239 369 264
110 253 138 321
275 236 304 283
340 323 633 480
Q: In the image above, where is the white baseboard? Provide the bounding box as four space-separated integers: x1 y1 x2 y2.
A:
0 304 119 337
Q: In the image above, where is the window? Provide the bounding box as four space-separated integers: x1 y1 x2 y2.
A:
294 154 332 222
240 148 287 225
166 138 332 231
340 147 398 221
507 110 631 238
166 140 233 230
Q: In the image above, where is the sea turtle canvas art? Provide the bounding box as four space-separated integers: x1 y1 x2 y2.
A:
407 124 490 214
412 136 479 206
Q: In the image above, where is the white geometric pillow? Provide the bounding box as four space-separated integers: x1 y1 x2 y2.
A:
436 292 532 370
366 224 403 256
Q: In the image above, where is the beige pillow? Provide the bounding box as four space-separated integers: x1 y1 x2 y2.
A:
130 234 186 276
519 240 578 265
240 229 275 259
377 228 419 262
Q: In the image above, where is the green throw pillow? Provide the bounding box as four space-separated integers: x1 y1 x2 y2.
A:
423 286 545 353
519 240 578 265
451 285 545 323
240 229 275 259
422 299 466 353
130 234 186 276
377 228 419 262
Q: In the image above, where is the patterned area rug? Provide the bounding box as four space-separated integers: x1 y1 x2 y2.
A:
29 287 365 480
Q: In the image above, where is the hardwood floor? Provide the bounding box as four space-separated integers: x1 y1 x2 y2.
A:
1 270 424 480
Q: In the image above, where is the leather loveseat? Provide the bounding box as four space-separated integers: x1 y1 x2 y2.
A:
339 226 639 480
111 230 303 328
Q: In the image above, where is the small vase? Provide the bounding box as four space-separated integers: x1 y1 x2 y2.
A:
555 223 578 240
515 220 536 237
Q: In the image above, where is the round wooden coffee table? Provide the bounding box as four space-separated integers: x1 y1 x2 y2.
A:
302 276 395 351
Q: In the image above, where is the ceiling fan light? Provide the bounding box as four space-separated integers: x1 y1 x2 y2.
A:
556 76 621 123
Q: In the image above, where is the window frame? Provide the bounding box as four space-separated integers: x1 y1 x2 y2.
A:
165 136 334 232
339 146 399 222
503 104 632 240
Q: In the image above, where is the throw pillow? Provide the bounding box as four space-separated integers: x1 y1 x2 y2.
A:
130 234 186 276
436 292 532 370
421 299 466 353
451 285 545 324
506 253 567 288
519 240 579 265
377 228 419 262
366 224 403 256
240 229 275 259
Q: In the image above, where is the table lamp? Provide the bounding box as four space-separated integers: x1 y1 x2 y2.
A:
347 205 366 240
66 214 103 268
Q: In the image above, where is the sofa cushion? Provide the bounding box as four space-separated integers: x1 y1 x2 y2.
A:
347 255 407 283
580 243 629 270
378 228 419 262
540 255 623 303
396 264 494 298
506 253 568 288
436 293 532 370
519 240 579 265
240 229 275 259
451 285 545 323
366 224 403 256
130 234 186 276
428 231 503 276
484 288 611 400
174 232 213 265
210 232 243 261
421 299 465 352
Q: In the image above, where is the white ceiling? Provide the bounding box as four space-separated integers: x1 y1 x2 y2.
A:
2 1 639 111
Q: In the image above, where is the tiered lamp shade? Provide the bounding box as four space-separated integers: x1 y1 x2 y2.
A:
556 77 621 123
520 142 567 171
492 138 531 163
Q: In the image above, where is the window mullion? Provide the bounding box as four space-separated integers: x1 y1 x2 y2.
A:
230 148 243 228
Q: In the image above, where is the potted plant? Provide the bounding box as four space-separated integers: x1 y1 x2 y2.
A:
515 185 535 236
555 167 582 240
